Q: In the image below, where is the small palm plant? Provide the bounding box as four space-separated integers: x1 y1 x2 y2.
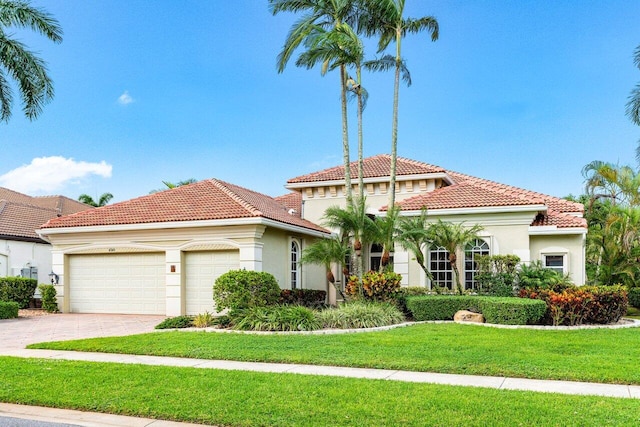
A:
299 236 350 301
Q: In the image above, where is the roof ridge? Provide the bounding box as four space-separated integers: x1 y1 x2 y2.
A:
0 199 60 213
209 179 264 217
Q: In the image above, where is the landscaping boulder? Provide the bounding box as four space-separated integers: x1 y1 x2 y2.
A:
454 310 484 323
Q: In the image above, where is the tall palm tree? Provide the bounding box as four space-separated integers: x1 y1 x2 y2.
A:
78 193 113 207
426 220 483 295
360 0 438 208
270 0 358 207
0 0 62 122
299 235 350 300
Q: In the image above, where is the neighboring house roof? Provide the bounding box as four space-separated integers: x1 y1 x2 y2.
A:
0 188 92 242
287 154 446 184
41 179 329 234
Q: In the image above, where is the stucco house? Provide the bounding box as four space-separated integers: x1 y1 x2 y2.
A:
0 187 90 285
38 155 586 315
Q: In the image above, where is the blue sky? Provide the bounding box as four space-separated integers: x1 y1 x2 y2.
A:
2 1 640 203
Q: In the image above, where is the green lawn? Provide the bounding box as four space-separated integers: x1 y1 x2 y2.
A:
29 322 640 384
1 356 639 427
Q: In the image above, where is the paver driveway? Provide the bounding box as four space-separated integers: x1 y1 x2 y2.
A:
0 313 166 351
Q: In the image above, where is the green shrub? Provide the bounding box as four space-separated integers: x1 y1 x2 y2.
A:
0 301 19 319
316 301 405 329
628 287 640 308
406 295 482 321
193 312 215 328
475 254 519 296
478 297 546 325
155 315 194 329
231 305 320 331
38 284 58 313
517 261 574 292
279 289 326 308
0 277 38 308
213 270 281 311
345 271 402 302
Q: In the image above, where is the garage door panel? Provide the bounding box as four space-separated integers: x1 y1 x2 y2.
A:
185 250 239 315
69 253 165 314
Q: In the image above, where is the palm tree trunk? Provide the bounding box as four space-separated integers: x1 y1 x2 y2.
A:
388 28 402 209
340 64 353 208
449 253 463 295
357 66 364 201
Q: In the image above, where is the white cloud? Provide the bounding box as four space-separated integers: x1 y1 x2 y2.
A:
0 156 112 194
118 90 134 105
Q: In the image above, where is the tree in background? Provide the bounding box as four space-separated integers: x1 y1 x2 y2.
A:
78 193 113 207
0 0 62 122
149 178 197 194
626 44 640 163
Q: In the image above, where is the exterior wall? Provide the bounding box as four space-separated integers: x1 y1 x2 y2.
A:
44 223 329 314
0 238 52 285
46 224 266 315
530 234 586 285
300 178 442 225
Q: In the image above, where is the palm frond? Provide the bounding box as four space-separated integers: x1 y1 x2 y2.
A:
0 0 62 42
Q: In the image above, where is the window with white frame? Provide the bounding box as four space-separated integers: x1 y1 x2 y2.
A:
290 240 300 289
464 239 490 290
429 246 452 290
543 254 565 275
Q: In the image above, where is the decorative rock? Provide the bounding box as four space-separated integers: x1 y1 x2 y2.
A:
454 310 485 323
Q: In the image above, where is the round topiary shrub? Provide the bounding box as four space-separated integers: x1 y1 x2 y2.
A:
213 270 281 311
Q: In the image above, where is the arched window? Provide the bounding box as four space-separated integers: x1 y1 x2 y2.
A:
290 240 300 289
429 246 452 290
464 239 490 290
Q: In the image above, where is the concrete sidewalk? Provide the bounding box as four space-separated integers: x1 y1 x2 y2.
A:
4 347 640 399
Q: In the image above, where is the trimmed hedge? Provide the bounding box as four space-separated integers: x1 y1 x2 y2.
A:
405 295 546 325
478 297 546 325
629 287 640 309
0 301 19 319
38 284 59 313
0 277 38 309
406 296 482 322
279 289 326 308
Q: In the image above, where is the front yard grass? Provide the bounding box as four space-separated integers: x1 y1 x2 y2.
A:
29 322 640 385
1 356 640 426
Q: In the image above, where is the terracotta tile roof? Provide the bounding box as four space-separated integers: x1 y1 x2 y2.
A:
41 179 329 234
395 181 546 210
531 211 587 228
0 188 92 241
287 154 445 184
446 170 583 214
274 192 302 217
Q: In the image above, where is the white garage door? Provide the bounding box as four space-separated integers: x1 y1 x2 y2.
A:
68 253 165 314
185 250 239 315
